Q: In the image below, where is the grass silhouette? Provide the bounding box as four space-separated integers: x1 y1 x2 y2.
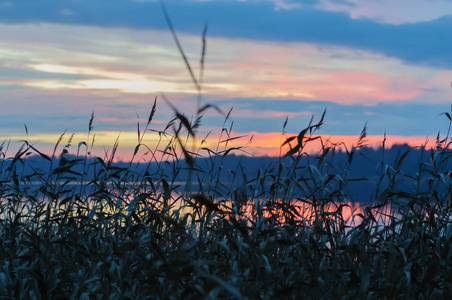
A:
1 97 452 298
1 9 452 299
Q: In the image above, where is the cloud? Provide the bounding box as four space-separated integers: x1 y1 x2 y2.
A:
316 0 452 24
212 98 451 138
1 66 94 81
0 22 449 146
259 0 452 25
3 22 443 106
0 0 452 68
0 23 203 96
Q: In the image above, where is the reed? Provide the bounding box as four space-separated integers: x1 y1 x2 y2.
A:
0 103 452 299
1 12 452 298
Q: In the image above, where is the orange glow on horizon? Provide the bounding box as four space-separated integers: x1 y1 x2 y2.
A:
0 130 434 162
240 132 432 157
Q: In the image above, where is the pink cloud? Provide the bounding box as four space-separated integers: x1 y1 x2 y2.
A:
1 22 444 108
205 51 429 104
310 71 423 104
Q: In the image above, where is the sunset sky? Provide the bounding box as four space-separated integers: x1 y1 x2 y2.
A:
1 0 452 159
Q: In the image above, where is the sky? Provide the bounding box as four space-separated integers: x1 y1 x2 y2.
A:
1 0 452 160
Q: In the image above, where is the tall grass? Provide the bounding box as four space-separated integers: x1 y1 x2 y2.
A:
1 103 452 298
1 11 452 298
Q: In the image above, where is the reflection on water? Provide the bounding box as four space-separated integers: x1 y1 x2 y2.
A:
225 199 396 228
0 178 404 234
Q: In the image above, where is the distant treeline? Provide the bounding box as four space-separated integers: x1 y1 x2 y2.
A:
1 143 450 203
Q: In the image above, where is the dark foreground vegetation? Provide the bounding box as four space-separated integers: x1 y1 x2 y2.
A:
2 12 452 297
1 103 452 299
